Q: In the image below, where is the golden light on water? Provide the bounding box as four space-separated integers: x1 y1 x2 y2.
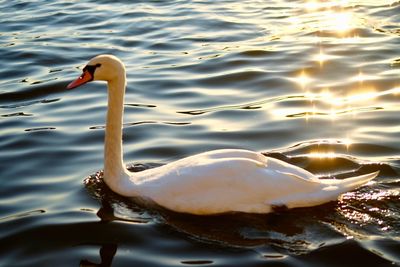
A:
338 189 399 228
351 71 380 84
301 87 379 108
343 137 352 150
306 139 353 158
354 71 366 83
274 0 400 123
313 48 337 66
302 0 360 39
292 70 313 89
326 88 377 107
308 151 337 159
304 0 350 11
280 79 400 120
328 12 354 33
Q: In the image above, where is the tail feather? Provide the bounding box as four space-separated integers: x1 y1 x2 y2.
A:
321 171 379 193
269 171 379 210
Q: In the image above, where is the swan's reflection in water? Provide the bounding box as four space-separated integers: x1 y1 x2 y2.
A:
80 243 117 267
80 202 117 267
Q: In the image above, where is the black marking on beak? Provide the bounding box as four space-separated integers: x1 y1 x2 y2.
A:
83 63 102 79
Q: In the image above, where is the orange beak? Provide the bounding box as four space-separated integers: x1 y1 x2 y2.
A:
67 70 93 89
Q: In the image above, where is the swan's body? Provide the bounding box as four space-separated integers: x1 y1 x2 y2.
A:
68 55 378 215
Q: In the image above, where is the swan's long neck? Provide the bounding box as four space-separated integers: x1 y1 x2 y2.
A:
103 75 128 188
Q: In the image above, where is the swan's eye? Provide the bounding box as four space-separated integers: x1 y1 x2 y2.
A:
83 64 101 76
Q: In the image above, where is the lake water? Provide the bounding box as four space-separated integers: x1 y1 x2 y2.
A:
0 0 400 266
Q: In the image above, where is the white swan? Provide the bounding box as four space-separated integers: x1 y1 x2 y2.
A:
67 54 379 215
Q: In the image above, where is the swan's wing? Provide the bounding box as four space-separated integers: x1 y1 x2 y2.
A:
135 156 273 211
265 170 324 208
266 157 318 181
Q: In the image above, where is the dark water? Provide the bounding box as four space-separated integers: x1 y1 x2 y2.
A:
1 0 400 266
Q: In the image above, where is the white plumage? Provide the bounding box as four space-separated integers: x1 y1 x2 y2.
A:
67 55 378 215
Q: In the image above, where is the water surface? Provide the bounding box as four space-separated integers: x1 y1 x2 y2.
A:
0 1 400 266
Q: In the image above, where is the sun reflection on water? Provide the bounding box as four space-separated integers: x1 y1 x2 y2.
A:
304 0 350 11
280 82 400 120
327 11 354 33
301 139 353 159
297 86 380 108
285 0 392 121
313 48 337 66
301 0 363 41
338 189 400 229
292 70 313 89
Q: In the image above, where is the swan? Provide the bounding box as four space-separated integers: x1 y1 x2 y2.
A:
67 54 379 215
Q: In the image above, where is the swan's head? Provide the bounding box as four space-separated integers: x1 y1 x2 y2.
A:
67 54 125 89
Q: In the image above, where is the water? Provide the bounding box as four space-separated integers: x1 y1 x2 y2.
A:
0 0 400 266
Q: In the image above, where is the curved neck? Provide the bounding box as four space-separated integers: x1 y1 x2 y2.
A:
103 75 127 186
